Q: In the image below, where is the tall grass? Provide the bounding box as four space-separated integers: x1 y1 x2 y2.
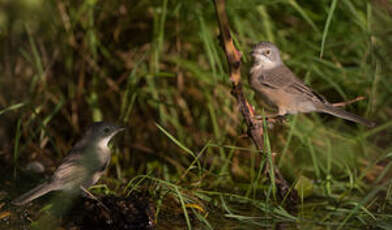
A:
1 0 392 229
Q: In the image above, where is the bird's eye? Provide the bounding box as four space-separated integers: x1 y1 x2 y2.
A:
265 50 271 55
103 127 110 133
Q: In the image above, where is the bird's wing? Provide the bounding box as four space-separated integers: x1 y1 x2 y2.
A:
51 150 87 185
258 65 298 89
260 66 329 104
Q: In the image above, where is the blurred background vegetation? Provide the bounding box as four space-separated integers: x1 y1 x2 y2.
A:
1 0 392 229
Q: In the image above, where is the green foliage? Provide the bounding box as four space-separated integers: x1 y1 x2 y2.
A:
1 0 392 229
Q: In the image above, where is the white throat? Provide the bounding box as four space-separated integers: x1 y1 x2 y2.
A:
254 54 280 70
250 55 280 76
98 136 112 150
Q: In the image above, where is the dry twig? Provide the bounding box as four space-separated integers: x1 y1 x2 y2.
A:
332 96 366 107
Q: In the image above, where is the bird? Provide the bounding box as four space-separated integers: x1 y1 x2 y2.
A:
249 41 375 127
12 121 125 206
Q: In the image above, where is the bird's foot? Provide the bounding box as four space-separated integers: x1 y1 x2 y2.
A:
80 186 110 212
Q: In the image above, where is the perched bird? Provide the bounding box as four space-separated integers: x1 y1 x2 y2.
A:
249 41 375 127
12 121 125 206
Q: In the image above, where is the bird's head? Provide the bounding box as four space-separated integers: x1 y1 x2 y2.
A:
251 41 282 70
83 121 125 148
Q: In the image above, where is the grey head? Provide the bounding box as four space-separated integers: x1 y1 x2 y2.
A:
251 42 282 70
76 121 125 149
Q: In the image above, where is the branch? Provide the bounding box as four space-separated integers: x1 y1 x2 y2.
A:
332 96 366 107
213 0 264 150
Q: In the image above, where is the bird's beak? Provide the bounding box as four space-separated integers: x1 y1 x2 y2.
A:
113 125 126 135
116 126 126 132
251 50 260 57
108 126 125 141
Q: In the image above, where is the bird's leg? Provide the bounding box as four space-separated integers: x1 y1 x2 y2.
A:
80 185 110 212
254 107 288 120
253 113 286 124
254 112 281 120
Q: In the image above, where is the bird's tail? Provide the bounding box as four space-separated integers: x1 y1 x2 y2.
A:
12 182 56 206
318 104 375 128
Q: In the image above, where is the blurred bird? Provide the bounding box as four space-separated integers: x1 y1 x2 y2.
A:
12 121 125 206
249 41 375 127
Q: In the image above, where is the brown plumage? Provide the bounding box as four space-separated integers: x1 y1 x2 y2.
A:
249 41 375 127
